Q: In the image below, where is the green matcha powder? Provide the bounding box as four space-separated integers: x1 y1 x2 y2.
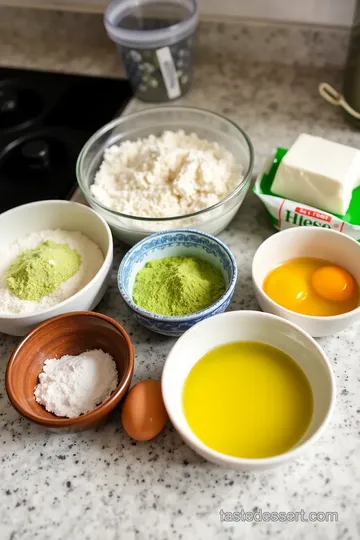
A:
7 240 81 301
132 256 226 316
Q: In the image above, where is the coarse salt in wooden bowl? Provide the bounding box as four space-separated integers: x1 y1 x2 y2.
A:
5 311 134 432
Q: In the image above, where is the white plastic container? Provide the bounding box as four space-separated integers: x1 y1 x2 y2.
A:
104 0 198 102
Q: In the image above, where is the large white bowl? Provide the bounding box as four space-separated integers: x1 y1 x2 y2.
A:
252 227 360 337
162 310 335 471
0 200 113 336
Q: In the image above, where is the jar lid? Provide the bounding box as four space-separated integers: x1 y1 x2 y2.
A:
104 0 198 49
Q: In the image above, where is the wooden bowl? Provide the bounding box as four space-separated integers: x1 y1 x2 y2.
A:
6 311 134 431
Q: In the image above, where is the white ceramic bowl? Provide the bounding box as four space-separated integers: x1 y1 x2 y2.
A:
162 310 335 471
0 200 113 336
252 227 360 337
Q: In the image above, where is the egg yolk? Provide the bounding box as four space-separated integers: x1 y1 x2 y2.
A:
263 271 308 311
263 258 359 317
311 265 356 302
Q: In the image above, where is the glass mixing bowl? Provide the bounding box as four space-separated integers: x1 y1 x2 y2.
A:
76 107 254 245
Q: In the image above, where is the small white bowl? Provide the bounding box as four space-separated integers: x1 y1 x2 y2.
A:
0 200 113 336
162 310 335 471
252 227 360 337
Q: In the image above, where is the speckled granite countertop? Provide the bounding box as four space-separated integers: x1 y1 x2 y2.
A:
1 19 360 540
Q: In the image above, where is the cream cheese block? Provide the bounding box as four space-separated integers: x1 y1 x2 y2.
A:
271 133 360 215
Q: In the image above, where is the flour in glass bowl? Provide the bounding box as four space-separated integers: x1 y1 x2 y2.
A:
91 130 244 218
0 229 104 315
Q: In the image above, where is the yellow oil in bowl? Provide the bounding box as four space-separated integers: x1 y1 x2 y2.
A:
183 341 313 459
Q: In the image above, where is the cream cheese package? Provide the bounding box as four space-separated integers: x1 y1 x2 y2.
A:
271 134 360 216
254 147 360 242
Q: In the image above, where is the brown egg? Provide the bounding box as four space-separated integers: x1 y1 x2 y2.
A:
122 379 168 441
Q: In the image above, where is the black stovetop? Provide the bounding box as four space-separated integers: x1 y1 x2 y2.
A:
0 67 132 213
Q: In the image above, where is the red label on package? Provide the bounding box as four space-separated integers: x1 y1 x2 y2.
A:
294 207 332 223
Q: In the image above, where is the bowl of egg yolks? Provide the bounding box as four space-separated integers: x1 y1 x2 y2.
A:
252 227 360 337
161 310 335 471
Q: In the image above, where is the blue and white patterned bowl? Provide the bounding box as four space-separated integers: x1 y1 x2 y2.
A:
118 230 237 336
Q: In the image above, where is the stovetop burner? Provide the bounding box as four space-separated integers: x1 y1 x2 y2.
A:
0 67 132 213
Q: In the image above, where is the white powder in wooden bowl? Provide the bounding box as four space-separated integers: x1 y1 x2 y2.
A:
0 229 104 315
34 349 118 418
